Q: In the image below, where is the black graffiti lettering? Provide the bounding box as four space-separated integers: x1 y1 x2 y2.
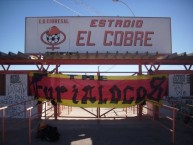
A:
55 86 68 103
136 86 147 104
122 85 134 104
43 86 54 100
98 85 107 104
30 73 167 106
34 84 42 99
147 76 165 101
30 73 47 99
82 75 94 80
110 85 121 104
68 75 77 79
72 85 79 104
81 85 96 104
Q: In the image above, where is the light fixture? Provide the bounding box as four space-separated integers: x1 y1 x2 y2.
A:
112 0 135 17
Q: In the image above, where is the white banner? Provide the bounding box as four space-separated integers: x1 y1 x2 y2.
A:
169 74 190 97
25 16 172 54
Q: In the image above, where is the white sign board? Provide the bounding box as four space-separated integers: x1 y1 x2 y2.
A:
25 16 172 54
169 74 190 97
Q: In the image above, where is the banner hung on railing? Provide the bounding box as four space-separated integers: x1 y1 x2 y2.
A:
29 73 168 108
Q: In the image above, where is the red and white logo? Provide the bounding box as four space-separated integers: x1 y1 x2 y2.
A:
40 26 66 50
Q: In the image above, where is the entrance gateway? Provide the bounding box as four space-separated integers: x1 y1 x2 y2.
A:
0 16 193 119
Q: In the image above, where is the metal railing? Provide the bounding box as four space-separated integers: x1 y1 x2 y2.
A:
0 106 7 145
176 104 193 129
143 101 178 144
0 99 35 145
0 99 34 144
27 101 54 145
0 99 54 145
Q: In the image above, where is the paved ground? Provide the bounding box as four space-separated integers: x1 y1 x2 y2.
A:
1 108 193 145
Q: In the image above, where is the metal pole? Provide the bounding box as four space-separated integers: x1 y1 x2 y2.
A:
68 106 70 115
45 101 47 119
138 64 143 119
1 106 7 145
27 107 33 145
172 109 176 144
97 67 100 118
99 107 100 118
2 109 5 144
29 110 32 145
54 64 59 120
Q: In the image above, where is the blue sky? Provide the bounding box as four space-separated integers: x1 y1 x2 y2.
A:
0 0 193 72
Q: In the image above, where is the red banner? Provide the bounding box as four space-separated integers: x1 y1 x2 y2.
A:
29 73 168 107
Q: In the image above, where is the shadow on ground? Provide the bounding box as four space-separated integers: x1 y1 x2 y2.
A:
1 116 193 145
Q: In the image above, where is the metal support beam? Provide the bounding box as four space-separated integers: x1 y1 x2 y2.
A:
137 64 143 119
54 64 60 120
97 70 100 118
184 64 192 70
1 64 10 71
100 108 115 117
1 58 193 65
154 70 193 74
80 107 97 117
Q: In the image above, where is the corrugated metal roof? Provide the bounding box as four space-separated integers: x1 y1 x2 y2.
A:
0 51 193 65
1 51 193 59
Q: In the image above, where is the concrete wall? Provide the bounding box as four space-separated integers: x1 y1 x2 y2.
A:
0 74 37 118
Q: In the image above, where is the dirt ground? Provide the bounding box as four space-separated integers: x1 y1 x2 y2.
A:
1 108 193 145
